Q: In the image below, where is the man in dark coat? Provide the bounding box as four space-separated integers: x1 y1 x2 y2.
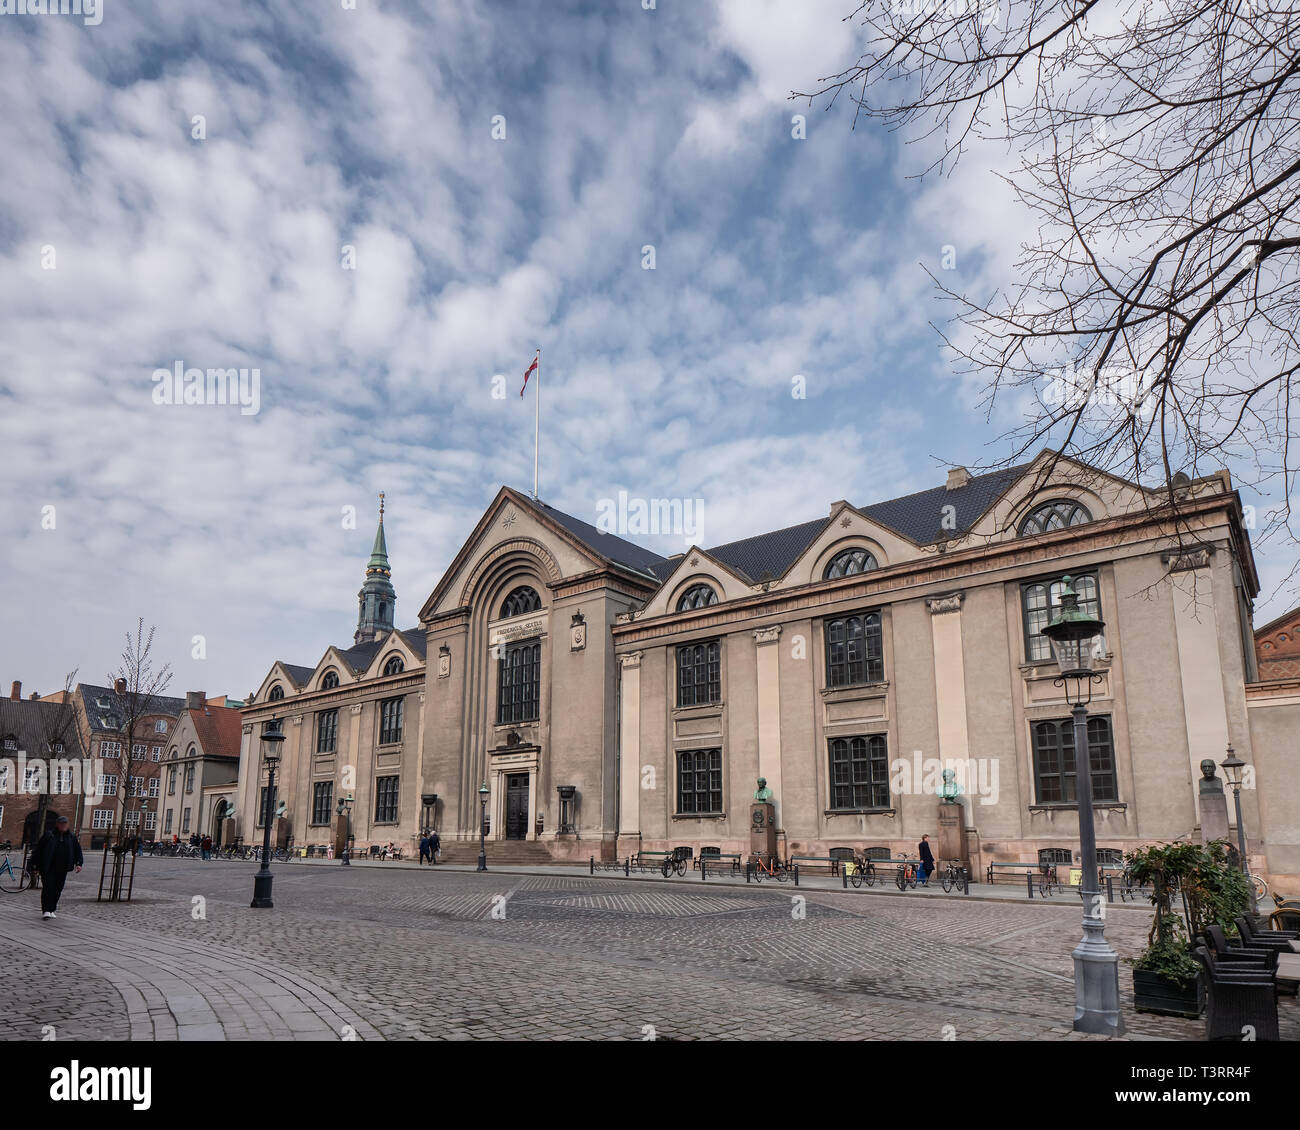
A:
33 815 83 919
429 830 440 864
918 833 936 886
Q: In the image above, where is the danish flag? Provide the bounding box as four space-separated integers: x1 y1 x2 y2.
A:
520 352 539 397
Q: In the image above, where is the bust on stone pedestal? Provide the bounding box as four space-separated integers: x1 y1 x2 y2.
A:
750 778 777 863
1198 758 1231 845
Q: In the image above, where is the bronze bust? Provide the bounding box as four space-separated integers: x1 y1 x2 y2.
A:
753 777 774 803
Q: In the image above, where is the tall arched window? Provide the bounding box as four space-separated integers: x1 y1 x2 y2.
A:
500 586 542 618
383 655 405 676
321 669 340 690
1018 498 1092 536
824 548 879 579
676 583 719 611
825 611 884 686
268 684 284 702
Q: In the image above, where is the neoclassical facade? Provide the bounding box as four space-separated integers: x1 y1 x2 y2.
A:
232 455 1300 886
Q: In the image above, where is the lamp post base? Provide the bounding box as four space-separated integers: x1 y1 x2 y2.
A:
1073 928 1124 1036
250 868 274 909
476 851 487 872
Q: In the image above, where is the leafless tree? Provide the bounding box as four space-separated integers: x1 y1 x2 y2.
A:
105 619 172 849
797 0 1300 583
30 669 79 844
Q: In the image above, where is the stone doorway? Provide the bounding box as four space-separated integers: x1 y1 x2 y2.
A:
505 773 529 840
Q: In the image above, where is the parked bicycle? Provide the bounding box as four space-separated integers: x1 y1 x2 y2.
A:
751 855 788 882
895 863 917 891
846 857 878 888
1038 864 1062 898
0 850 31 893
939 860 968 894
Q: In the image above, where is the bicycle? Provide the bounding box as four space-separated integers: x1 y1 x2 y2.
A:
940 860 967 894
1249 873 1269 901
846 858 877 888
895 863 917 891
751 855 788 882
660 855 687 877
0 851 31 893
1038 864 1062 898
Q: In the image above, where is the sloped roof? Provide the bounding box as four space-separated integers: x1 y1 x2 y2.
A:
77 683 185 732
279 665 314 688
189 703 242 760
529 498 670 576
0 696 85 757
397 628 427 658
706 518 831 585
860 465 1028 545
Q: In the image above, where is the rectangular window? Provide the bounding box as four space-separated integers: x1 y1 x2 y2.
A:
124 809 140 829
151 746 162 761
99 740 122 758
374 776 399 823
316 709 338 754
1031 715 1118 804
92 808 112 829
54 766 74 792
828 734 891 809
1022 572 1104 662
0 765 8 790
131 744 146 760
164 809 173 833
257 786 277 827
22 766 40 792
184 765 195 794
182 808 191 833
676 749 722 814
144 811 157 833
99 774 118 796
825 611 885 687
379 697 404 745
312 781 334 825
497 641 541 724
148 777 160 798
129 776 146 798
676 640 721 707
155 720 168 734
167 768 176 795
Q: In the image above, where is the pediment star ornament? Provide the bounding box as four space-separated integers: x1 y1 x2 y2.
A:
690 556 699 566
502 510 517 529
840 516 851 528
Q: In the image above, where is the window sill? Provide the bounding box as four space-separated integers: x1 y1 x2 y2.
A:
1028 801 1127 814
376 741 403 749
672 812 726 820
820 682 889 700
672 702 724 717
825 807 896 817
1019 657 1113 676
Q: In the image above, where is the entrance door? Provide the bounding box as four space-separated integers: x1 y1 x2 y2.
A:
505 774 529 840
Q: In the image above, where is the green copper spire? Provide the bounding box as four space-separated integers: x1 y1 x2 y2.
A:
355 492 396 645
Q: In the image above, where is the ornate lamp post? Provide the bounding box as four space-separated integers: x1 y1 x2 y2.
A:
1043 576 1123 1036
1220 746 1256 912
336 794 354 866
476 781 490 872
250 718 285 909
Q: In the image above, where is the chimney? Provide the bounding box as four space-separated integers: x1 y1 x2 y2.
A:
946 467 972 491
10 681 19 700
113 677 127 695
185 691 206 711
29 692 38 700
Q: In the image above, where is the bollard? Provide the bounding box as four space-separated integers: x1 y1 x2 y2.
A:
842 870 848 889
700 858 707 882
1106 875 1114 903
745 862 752 883
793 865 800 887
590 856 594 875
1027 871 1035 899
624 857 630 877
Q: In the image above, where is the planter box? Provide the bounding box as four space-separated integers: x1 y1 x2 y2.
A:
1133 969 1203 1018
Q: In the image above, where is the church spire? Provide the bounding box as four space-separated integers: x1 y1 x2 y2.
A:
355 492 396 645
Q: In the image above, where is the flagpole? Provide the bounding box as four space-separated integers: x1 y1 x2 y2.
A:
533 348 540 501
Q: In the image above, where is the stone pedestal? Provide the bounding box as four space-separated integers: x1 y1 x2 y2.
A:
1198 764 1230 846
750 802 777 863
273 816 291 849
219 818 236 849
332 813 350 855
937 802 967 869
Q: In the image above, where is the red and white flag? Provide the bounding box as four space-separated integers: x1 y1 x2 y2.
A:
520 351 539 397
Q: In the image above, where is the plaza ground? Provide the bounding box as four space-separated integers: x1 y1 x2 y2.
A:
1 857 1295 1041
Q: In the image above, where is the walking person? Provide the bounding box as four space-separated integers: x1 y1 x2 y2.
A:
918 833 935 887
429 829 440 865
33 816 83 920
201 834 212 860
418 831 430 865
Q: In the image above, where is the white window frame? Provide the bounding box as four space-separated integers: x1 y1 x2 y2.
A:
129 776 146 798
22 766 41 793
99 740 122 758
92 808 112 829
144 811 157 832
99 773 118 796
148 777 160 798
151 746 162 761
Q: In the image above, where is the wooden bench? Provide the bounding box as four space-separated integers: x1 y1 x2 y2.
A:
631 847 692 876
695 847 742 877
788 854 844 875
986 861 1042 884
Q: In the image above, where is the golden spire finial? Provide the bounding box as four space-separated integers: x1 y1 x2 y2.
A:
379 491 385 520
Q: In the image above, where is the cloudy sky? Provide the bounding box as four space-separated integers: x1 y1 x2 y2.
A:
1 0 1293 700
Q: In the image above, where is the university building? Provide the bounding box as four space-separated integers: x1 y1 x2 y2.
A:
232 452 1300 886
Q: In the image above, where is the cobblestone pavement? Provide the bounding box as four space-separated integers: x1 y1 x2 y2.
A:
1 859 1295 1041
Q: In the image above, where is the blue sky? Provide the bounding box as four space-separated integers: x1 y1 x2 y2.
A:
1 0 1292 699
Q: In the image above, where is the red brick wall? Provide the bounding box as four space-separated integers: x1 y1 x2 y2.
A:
1256 608 1300 682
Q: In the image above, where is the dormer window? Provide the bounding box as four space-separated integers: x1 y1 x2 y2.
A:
500 586 542 618
383 655 405 676
824 549 879 580
1018 499 1092 536
268 684 285 702
321 670 340 690
676 584 719 612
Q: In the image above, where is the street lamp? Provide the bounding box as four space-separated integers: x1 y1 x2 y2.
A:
250 717 285 908
1220 746 1255 912
336 794 354 866
1042 575 1123 1037
476 782 490 872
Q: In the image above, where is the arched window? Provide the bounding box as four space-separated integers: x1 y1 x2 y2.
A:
169 747 178 760
824 548 879 579
268 684 284 701
383 655 405 676
1018 498 1092 536
825 611 884 686
500 585 542 619
321 670 340 690
186 744 196 760
676 583 719 612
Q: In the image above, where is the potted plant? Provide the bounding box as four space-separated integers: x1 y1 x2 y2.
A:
1125 840 1250 1017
